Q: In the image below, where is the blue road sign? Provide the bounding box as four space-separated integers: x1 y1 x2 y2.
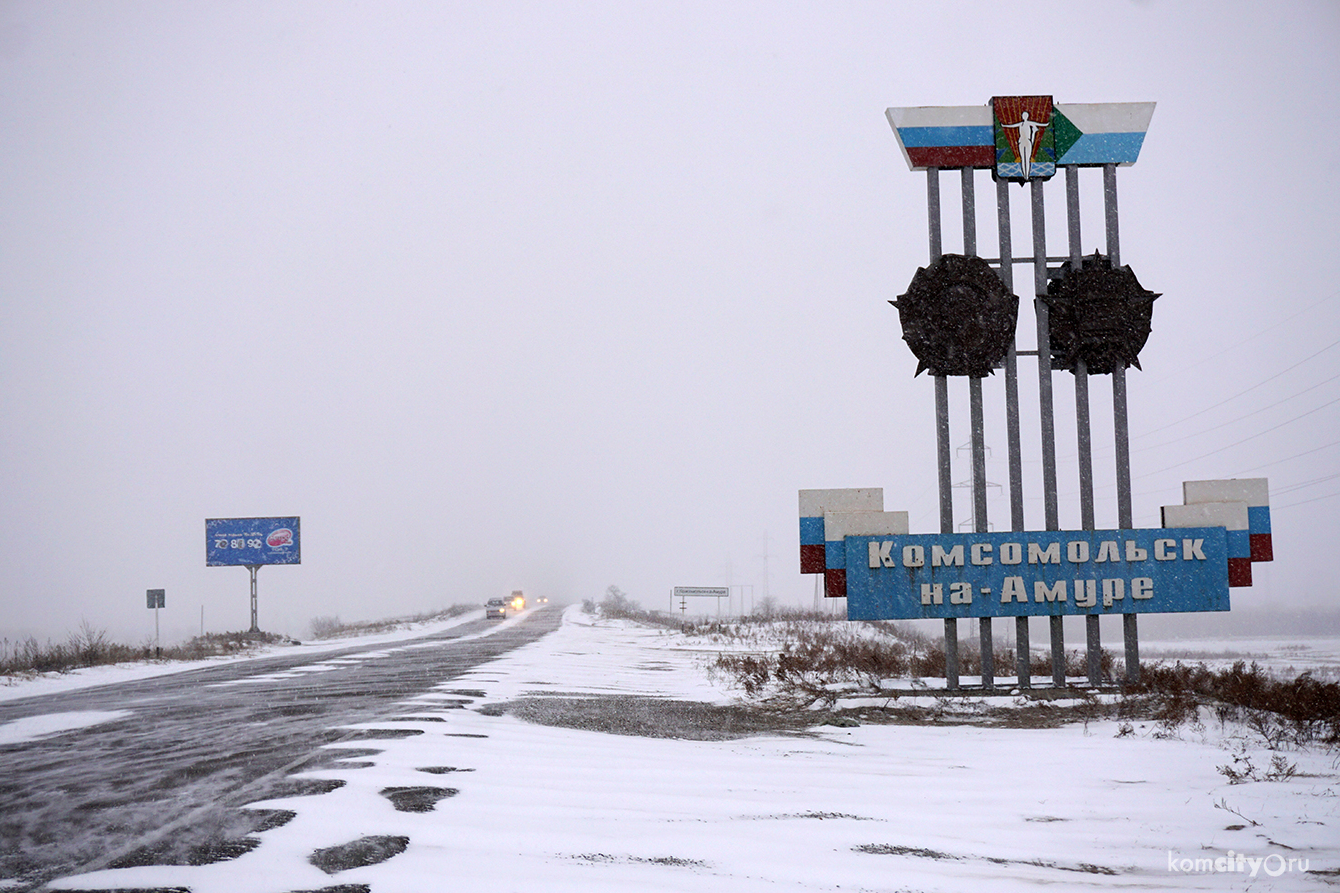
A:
846 527 1228 621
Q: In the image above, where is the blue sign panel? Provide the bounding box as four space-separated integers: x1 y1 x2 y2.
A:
846 527 1228 621
206 517 301 567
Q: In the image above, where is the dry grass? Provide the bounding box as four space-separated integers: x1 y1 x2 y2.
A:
696 616 1340 743
1 604 477 678
0 626 302 678
307 604 475 640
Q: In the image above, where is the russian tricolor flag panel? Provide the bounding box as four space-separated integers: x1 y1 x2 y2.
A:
885 106 994 171
798 488 883 578
822 511 909 598
1163 479 1271 588
1184 479 1272 563
1163 502 1253 588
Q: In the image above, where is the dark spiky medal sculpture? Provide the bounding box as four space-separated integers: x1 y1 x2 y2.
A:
1045 252 1160 373
891 253 1018 377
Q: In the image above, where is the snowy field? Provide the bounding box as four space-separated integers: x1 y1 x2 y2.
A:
7 606 1339 891
1140 637 1340 681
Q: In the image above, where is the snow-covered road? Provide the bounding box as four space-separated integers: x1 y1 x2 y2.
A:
28 606 1340 892
0 608 562 891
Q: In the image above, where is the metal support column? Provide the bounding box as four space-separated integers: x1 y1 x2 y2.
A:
970 375 993 689
961 167 976 257
1105 162 1140 684
927 168 942 261
927 167 958 690
1066 166 1102 686
962 167 992 690
1078 357 1103 684
1031 178 1065 687
996 177 1030 688
248 565 260 633
936 373 958 690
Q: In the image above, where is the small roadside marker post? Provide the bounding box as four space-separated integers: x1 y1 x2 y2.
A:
146 589 165 658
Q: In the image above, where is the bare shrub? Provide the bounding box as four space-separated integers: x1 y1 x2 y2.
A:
709 622 919 708
1129 660 1340 747
1027 648 1116 680
1217 750 1299 784
599 585 637 617
586 586 681 629
68 620 110 668
309 615 343 639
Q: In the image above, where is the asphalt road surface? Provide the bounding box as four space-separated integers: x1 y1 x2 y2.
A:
0 606 563 891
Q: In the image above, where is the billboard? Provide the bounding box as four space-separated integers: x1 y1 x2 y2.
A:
845 527 1229 621
206 517 301 567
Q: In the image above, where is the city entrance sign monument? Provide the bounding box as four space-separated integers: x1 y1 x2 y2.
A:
799 95 1273 689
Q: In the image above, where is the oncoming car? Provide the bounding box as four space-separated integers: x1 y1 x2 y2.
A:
485 598 508 620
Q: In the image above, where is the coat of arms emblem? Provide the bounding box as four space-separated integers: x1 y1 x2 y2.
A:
993 96 1056 180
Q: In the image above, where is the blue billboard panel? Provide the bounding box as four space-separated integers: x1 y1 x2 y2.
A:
206 517 301 567
846 527 1228 621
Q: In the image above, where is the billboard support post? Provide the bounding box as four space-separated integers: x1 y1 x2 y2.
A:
249 565 260 633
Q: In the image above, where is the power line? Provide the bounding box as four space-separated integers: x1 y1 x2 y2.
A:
1138 395 1340 477
1273 473 1340 495
1144 289 1340 388
1134 336 1340 440
1228 438 1340 474
1130 370 1340 454
1277 489 1340 509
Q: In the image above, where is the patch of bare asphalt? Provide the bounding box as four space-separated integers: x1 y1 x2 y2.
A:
308 835 409 874
480 691 1110 739
481 695 814 740
379 786 458 813
854 843 1120 875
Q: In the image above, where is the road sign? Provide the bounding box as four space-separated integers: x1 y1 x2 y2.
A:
672 587 729 598
845 527 1229 621
146 589 165 609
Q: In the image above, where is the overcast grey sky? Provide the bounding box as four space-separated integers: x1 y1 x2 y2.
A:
2 1 1337 644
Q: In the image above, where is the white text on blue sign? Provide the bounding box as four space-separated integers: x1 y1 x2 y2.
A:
845 528 1229 621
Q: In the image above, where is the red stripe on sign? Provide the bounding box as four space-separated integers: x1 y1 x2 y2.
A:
1228 558 1253 588
1250 533 1273 562
824 568 847 598
906 146 995 169
800 544 827 575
